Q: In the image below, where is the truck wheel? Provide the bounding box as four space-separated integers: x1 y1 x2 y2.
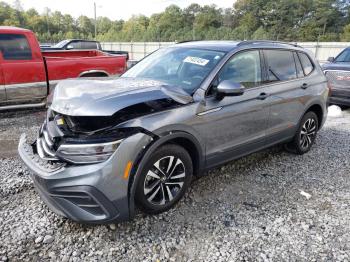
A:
285 111 319 155
135 144 193 214
80 72 108 77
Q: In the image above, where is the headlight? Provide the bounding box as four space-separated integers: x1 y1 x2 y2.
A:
56 139 123 164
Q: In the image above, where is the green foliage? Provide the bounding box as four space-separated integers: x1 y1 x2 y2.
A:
341 24 350 41
0 0 349 42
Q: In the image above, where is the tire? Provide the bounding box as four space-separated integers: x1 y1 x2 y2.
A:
285 111 319 155
135 144 193 214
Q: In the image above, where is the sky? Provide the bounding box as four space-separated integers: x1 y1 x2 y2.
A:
5 0 235 20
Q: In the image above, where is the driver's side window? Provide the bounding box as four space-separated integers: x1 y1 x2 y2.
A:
209 50 262 95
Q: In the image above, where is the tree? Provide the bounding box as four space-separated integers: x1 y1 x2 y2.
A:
341 24 350 41
77 15 94 36
0 0 349 42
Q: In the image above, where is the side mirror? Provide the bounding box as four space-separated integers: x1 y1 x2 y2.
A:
216 80 245 99
66 44 74 50
327 57 335 63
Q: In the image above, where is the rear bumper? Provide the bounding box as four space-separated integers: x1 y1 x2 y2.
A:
18 132 151 224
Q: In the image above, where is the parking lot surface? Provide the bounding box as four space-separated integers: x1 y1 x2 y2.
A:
0 108 350 261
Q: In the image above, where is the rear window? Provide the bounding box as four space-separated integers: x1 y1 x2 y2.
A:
0 34 32 60
298 52 314 76
264 50 297 82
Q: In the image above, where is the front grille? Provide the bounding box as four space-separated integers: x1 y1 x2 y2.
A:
325 71 350 88
36 122 60 161
21 134 65 172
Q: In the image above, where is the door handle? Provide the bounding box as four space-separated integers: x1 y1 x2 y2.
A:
256 92 270 100
301 83 308 89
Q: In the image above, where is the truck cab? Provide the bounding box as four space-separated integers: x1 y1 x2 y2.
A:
0 27 48 107
0 27 127 110
41 39 129 60
41 39 101 50
323 47 350 107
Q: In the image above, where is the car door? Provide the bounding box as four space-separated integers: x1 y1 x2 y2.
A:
262 49 311 143
0 33 47 103
195 49 272 168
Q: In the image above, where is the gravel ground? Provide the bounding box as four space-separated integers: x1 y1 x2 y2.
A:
0 107 350 261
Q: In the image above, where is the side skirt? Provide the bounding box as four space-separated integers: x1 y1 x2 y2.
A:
205 133 294 171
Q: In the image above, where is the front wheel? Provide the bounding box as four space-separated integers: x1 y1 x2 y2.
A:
135 144 193 214
285 111 319 155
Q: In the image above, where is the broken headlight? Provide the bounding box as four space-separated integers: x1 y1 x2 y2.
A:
56 139 123 164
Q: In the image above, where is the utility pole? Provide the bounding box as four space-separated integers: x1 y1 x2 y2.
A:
44 7 50 36
94 2 97 39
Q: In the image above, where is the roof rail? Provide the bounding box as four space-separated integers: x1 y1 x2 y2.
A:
237 40 302 48
175 40 200 44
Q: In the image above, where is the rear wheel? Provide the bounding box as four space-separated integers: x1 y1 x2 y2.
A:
135 144 193 214
285 111 319 155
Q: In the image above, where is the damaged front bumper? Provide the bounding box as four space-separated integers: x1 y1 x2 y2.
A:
18 131 152 224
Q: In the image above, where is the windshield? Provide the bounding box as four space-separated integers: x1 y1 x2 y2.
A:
122 47 226 94
53 40 70 48
335 49 350 62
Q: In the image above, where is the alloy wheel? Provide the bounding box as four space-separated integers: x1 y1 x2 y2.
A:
300 118 317 150
143 156 186 206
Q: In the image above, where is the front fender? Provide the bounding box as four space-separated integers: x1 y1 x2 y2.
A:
128 130 205 219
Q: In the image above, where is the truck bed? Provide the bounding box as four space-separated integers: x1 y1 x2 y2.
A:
43 50 127 81
42 49 112 58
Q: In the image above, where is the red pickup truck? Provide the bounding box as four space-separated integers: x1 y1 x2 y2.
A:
0 27 127 110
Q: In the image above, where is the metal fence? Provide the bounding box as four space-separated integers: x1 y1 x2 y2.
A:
101 41 350 63
101 42 173 61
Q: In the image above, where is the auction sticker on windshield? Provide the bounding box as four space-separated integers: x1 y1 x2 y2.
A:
184 56 209 66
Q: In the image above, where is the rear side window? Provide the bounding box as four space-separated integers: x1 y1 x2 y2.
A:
81 42 98 49
69 41 81 49
298 52 314 76
264 50 297 82
293 52 304 78
0 34 32 60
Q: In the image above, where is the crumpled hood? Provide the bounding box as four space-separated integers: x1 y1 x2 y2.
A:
50 77 191 116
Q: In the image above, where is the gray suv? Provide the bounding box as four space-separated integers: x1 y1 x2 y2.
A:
19 41 329 223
